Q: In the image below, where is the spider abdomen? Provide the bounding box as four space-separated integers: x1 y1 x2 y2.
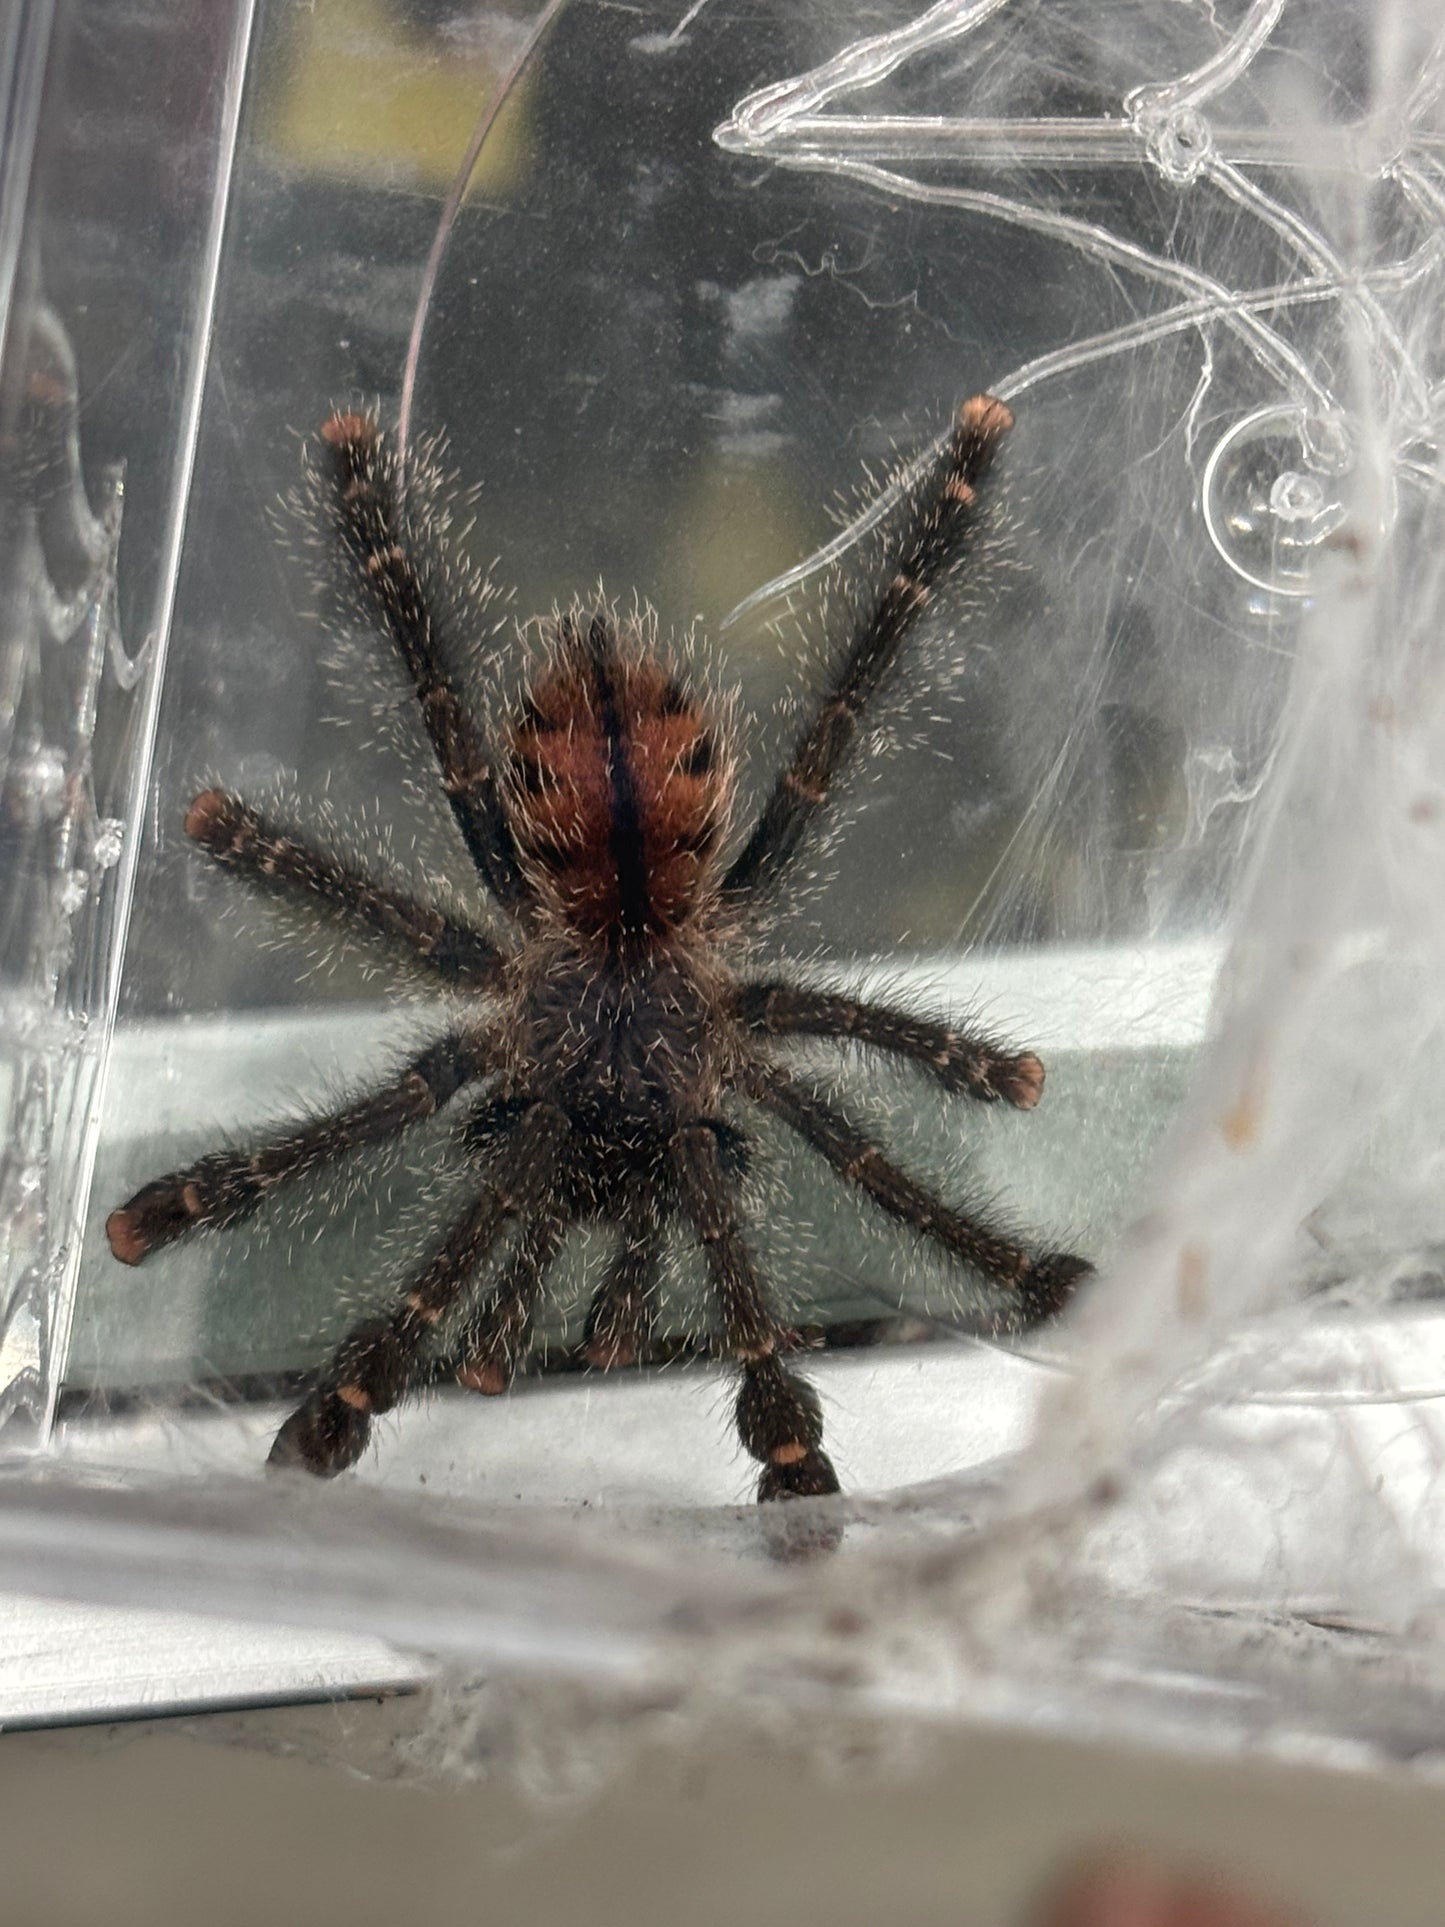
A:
504 612 728 944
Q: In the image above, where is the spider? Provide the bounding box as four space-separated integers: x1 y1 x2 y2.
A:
106 393 1091 1529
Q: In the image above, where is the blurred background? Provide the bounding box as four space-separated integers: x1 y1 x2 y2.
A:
3 1702 1441 1926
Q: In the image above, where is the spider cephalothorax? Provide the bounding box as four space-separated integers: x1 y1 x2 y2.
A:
107 396 1091 1530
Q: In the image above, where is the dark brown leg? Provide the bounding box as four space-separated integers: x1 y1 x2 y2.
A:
722 395 1013 900
454 1210 568 1394
747 1064 1090 1327
318 413 529 910
106 1030 500 1265
670 1121 840 1535
270 1099 568 1475
732 980 1045 1108
583 1202 662 1369
183 789 504 989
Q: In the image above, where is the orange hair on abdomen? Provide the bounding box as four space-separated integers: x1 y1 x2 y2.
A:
503 617 728 945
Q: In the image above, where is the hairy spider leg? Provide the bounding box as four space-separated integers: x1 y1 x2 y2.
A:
183 788 504 989
670 1121 840 1520
732 980 1045 1109
319 413 531 911
105 1030 500 1265
747 1064 1090 1328
722 394 1014 900
582 1199 663 1369
453 1209 568 1393
271 1098 569 1474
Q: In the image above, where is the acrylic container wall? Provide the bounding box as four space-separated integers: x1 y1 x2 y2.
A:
0 0 255 1445
1 0 1444 1768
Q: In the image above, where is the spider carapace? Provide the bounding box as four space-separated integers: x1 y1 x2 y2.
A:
107 395 1091 1533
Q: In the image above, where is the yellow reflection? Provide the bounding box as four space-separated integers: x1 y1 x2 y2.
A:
260 0 533 193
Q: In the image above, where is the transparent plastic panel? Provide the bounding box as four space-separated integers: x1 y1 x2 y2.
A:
0 0 255 1446
0 0 1443 1765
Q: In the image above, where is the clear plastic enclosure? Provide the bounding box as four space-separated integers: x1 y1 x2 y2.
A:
2 0 1445 1763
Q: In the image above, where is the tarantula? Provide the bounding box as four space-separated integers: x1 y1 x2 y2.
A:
106 394 1090 1524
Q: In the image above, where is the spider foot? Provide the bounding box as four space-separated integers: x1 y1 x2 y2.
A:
929 1042 1043 1108
183 785 240 849
319 409 378 456
758 1448 843 1560
734 1357 842 1556
582 1293 653 1370
757 1446 839 1503
583 1332 638 1370
105 1178 203 1265
107 1147 261 1264
268 1389 372 1477
996 1051 1044 1110
1016 1251 1094 1327
456 1352 514 1395
956 391 1014 444
456 1307 528 1394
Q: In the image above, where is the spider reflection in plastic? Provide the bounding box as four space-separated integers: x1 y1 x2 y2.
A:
107 395 1091 1541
